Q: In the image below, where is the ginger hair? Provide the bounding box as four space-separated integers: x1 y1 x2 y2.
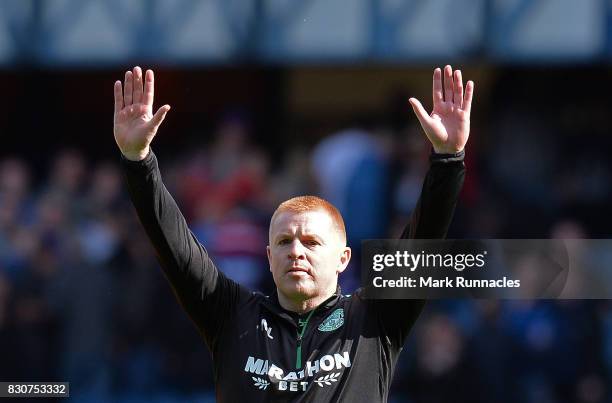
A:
270 196 346 244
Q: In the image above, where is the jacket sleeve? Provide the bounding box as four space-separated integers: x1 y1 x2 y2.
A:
121 149 248 349
375 150 466 350
400 150 466 239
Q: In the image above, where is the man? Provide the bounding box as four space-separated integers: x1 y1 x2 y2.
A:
115 65 473 402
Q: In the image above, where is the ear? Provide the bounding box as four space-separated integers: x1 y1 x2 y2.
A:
336 247 351 274
266 245 272 272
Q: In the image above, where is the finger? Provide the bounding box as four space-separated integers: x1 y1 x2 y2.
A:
443 65 453 103
114 80 123 114
143 69 154 107
432 68 443 109
409 98 431 128
124 70 133 106
463 80 474 115
453 70 463 109
132 66 143 104
150 105 171 130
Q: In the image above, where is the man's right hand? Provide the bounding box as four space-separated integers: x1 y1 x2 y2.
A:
114 66 171 161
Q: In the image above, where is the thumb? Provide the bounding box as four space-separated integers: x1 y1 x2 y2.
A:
150 105 171 130
409 98 431 127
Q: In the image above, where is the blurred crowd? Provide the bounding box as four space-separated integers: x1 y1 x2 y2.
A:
1 84 611 402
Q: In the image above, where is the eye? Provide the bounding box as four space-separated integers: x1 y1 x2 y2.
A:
304 239 320 246
278 238 291 245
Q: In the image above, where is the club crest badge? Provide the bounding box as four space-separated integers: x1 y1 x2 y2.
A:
318 308 344 332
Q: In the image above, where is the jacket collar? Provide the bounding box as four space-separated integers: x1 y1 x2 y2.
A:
261 286 342 325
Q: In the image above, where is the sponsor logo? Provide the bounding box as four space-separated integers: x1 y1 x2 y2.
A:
244 352 351 392
252 377 270 390
318 308 344 332
314 372 340 387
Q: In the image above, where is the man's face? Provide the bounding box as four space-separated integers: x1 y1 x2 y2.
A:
267 210 351 302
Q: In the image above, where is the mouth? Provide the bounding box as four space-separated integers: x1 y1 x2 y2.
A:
287 266 310 275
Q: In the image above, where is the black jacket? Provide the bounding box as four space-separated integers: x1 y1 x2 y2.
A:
121 149 465 402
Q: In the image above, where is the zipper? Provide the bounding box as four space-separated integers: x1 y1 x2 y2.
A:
296 335 303 369
295 309 316 369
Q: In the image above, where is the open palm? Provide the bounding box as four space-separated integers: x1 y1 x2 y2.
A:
114 66 170 161
409 66 474 154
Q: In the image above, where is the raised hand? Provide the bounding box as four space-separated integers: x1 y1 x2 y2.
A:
409 66 474 154
114 66 171 161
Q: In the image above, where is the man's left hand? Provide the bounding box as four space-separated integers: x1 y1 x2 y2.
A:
409 65 474 154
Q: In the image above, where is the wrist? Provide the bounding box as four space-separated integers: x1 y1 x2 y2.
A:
121 146 150 162
432 144 464 154
430 148 465 163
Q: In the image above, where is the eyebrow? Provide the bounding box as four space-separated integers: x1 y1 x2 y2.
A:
274 232 325 244
301 233 325 244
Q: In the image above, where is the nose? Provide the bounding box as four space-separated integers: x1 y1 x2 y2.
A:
288 240 305 260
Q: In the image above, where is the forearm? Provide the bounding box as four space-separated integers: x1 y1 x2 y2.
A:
120 149 219 298
380 150 465 344
401 150 465 239
121 149 246 347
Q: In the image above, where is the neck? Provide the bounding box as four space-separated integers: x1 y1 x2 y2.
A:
277 288 336 314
